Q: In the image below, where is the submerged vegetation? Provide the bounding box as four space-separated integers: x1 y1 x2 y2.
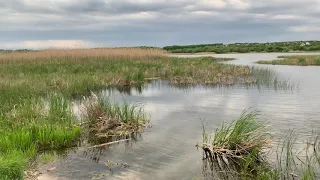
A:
0 48 295 179
163 41 320 54
257 55 320 66
199 110 320 180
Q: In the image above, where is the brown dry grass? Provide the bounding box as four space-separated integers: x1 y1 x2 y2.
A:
0 48 167 63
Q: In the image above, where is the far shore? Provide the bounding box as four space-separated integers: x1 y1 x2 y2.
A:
168 50 320 55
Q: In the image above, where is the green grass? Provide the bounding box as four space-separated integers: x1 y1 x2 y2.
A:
200 110 271 179
211 110 270 151
0 95 81 179
257 55 320 66
0 151 29 180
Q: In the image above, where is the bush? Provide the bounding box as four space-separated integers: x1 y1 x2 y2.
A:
298 57 306 64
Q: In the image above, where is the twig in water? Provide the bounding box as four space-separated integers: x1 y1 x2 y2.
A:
88 139 130 148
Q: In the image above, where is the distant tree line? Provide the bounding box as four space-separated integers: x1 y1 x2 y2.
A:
163 41 320 54
0 49 37 53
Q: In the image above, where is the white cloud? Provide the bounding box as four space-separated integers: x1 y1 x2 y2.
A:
228 0 250 9
272 14 304 20
0 40 94 49
1 0 320 47
198 0 227 9
190 10 220 16
289 25 320 32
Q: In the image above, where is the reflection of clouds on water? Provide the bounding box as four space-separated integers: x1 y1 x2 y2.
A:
131 88 163 97
144 103 184 123
111 170 142 180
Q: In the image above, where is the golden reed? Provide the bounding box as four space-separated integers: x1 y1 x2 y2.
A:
0 48 167 63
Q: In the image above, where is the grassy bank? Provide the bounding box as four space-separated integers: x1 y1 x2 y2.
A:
0 95 81 179
0 48 289 179
164 41 320 54
257 55 320 66
199 110 320 180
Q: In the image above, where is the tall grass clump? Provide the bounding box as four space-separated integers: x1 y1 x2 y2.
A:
81 92 149 145
211 110 270 151
199 111 320 180
199 110 271 179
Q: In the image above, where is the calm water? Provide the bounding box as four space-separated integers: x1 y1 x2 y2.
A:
40 53 320 180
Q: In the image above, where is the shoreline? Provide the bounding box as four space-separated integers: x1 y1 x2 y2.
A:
169 50 320 55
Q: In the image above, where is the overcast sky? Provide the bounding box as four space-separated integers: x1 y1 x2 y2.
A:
1 0 320 49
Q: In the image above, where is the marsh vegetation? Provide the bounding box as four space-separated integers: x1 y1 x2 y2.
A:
0 48 297 179
257 55 320 66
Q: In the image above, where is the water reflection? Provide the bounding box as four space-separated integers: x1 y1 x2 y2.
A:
83 132 144 164
103 77 297 99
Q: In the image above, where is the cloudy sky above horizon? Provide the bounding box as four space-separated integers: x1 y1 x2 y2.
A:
1 0 320 49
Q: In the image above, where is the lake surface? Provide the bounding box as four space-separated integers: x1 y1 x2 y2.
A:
40 53 320 180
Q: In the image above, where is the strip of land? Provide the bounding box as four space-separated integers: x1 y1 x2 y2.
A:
163 41 320 54
257 55 320 66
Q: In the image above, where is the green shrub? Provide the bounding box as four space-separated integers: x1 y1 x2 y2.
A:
298 57 306 63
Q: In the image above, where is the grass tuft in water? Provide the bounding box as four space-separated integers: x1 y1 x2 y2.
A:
81 92 149 145
199 111 320 180
199 110 271 179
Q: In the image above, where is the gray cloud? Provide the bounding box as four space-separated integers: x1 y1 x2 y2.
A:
1 0 320 48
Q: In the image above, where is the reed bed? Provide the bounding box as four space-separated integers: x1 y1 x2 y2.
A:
257 55 320 66
0 47 166 63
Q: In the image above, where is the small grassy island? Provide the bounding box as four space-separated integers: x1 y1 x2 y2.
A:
257 55 320 66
